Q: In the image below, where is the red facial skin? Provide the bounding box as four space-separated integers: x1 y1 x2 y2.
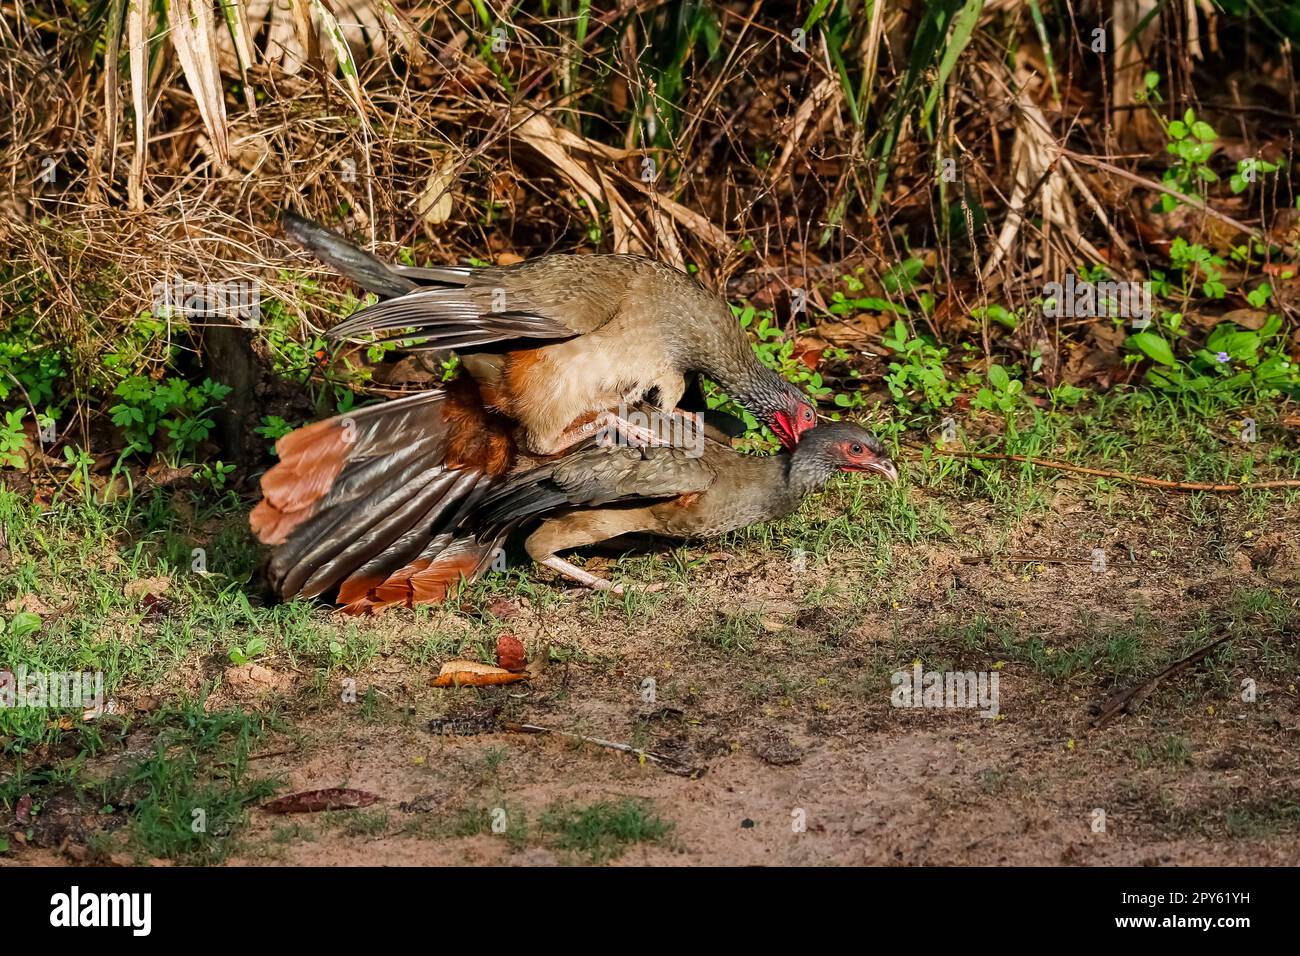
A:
838 440 899 482
772 404 818 450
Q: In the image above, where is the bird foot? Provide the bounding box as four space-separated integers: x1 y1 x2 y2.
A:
592 411 673 449
538 556 665 595
552 411 673 454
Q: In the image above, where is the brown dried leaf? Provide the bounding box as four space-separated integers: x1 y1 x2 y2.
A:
495 634 527 673
166 0 230 170
415 151 457 228
262 788 378 814
431 659 529 688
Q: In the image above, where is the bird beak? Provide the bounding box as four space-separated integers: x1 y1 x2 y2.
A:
850 457 899 483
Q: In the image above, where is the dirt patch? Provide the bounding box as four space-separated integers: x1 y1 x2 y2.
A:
4 485 1298 867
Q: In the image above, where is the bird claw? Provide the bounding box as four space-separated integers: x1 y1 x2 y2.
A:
593 412 669 450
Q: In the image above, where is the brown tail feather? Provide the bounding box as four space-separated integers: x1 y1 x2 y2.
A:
252 391 447 545
339 536 499 614
251 421 351 544
254 379 519 608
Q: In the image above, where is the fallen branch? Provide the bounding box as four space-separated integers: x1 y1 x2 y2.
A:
1091 635 1233 728
1062 149 1264 240
934 451 1300 493
504 722 705 778
959 553 1092 566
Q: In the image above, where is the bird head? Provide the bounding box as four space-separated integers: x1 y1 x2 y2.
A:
690 300 820 449
831 428 899 482
790 422 898 489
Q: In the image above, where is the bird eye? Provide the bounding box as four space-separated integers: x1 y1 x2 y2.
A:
802 407 814 422
850 442 864 455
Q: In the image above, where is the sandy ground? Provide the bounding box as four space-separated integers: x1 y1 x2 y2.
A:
4 482 1299 866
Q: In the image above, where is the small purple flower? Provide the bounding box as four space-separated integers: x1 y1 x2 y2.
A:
1216 351 1230 363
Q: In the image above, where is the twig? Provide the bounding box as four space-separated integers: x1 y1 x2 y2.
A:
1061 149 1264 240
504 722 704 778
959 553 1092 566
1091 635 1233 728
934 451 1300 493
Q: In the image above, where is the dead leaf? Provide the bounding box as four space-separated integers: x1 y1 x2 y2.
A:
224 663 291 695
793 349 824 371
5 593 51 615
496 634 527 673
166 0 230 171
1217 308 1269 331
483 596 520 619
431 659 529 688
526 644 551 680
124 576 171 600
415 150 456 228
262 788 378 814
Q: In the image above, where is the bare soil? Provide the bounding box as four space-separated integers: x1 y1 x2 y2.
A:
5 482 1299 867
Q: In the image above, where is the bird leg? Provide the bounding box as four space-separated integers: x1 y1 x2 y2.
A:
526 508 666 595
538 556 625 594
537 556 667 595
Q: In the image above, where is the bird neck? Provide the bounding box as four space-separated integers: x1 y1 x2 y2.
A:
784 446 840 502
709 357 788 422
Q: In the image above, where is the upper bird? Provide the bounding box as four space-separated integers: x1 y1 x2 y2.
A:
282 211 818 455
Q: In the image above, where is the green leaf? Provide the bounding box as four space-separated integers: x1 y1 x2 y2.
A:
1130 332 1177 367
8 611 42 639
1246 284 1272 308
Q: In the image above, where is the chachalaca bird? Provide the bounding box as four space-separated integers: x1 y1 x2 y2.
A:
455 420 898 599
281 211 819 454
252 405 895 614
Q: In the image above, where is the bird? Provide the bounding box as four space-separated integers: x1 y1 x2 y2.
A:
459 419 898 599
281 211 819 455
253 408 896 614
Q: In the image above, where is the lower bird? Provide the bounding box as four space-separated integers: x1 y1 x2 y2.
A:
252 394 896 613
455 420 897 599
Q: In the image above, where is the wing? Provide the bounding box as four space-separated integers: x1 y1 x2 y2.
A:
284 212 664 351
468 444 718 534
326 287 578 352
250 380 516 602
